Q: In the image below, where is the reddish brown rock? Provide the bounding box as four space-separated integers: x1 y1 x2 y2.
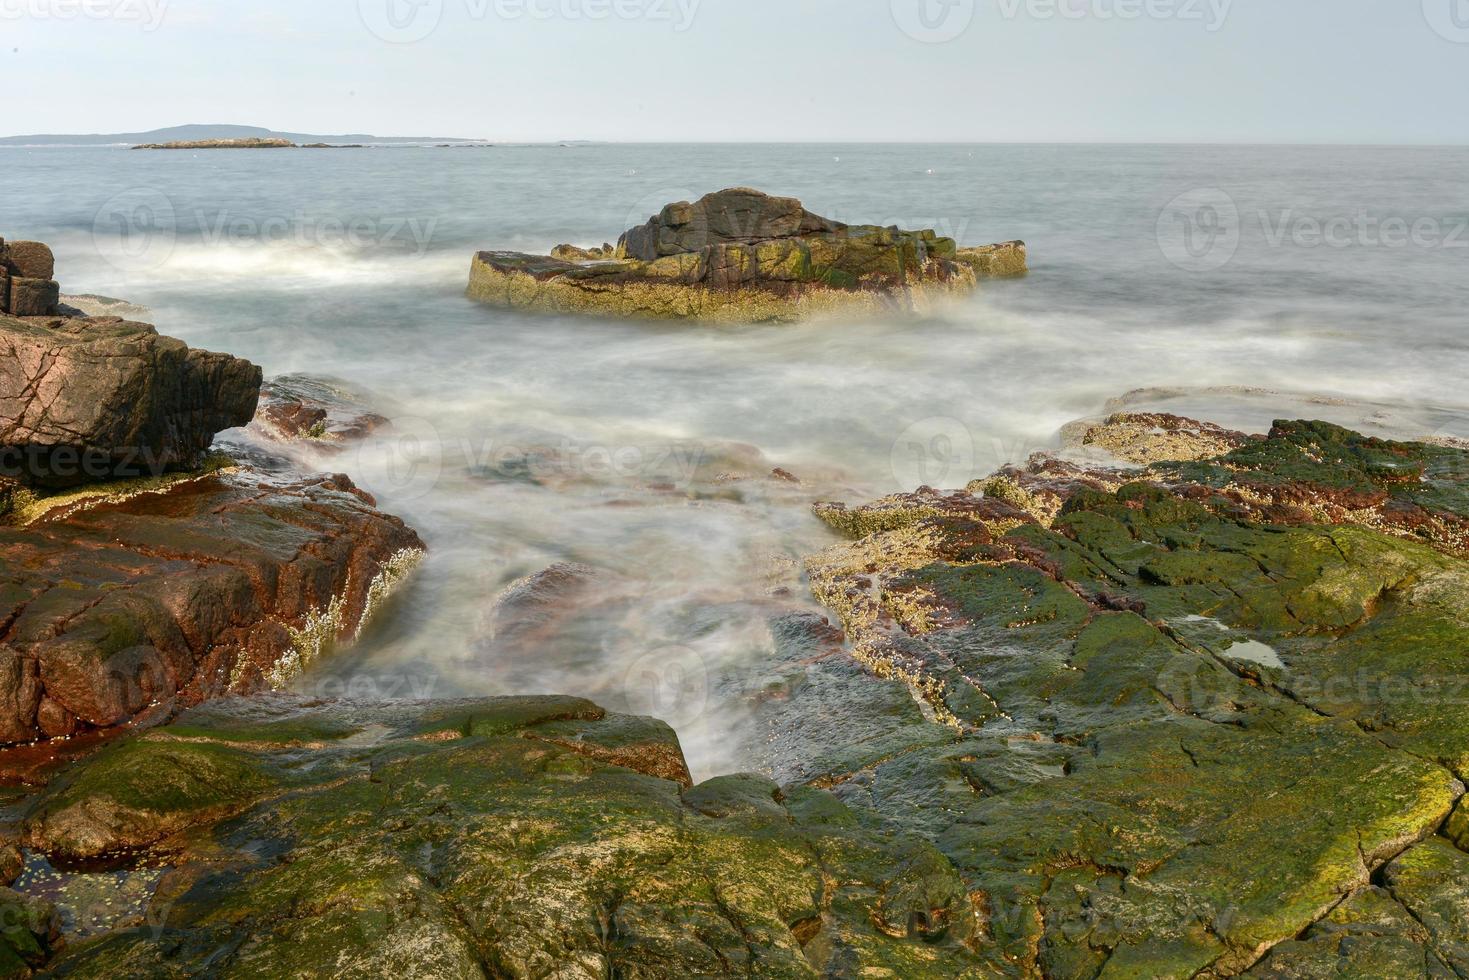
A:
2 241 55 282
0 314 261 487
7 278 58 318
0 468 424 754
251 374 390 446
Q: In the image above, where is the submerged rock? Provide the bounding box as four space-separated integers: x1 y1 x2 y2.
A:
795 417 1469 975
468 187 1026 323
0 314 261 488
251 373 391 446
23 694 985 977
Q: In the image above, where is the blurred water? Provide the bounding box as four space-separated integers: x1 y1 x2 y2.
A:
2 143 1466 777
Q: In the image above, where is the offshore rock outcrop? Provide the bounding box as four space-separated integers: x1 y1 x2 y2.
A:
469 188 1027 323
795 415 1469 976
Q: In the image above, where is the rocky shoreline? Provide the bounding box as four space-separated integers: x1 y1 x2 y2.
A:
469 188 1026 323
0 241 425 772
3 220 1469 977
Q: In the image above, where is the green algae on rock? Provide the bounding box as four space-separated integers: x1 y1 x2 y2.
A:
800 417 1469 976
468 188 1026 323
23 695 989 978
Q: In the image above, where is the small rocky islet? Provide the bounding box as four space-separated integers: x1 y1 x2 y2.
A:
468 187 1027 323
0 207 1467 977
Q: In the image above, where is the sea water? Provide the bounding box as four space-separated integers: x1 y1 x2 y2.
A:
3 142 1466 777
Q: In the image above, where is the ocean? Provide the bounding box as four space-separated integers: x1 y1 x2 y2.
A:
4 142 1467 777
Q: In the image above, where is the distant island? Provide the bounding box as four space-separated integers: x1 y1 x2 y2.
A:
134 137 299 150
0 124 486 147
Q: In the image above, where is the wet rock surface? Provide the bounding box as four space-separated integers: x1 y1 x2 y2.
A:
21 695 985 978
787 416 1469 975
468 188 1026 323
0 467 424 754
251 374 391 446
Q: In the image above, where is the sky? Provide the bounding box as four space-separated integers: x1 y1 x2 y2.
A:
2 0 1467 143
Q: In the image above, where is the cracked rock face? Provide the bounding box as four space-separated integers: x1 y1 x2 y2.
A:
790 417 1469 975
0 467 423 756
0 315 262 488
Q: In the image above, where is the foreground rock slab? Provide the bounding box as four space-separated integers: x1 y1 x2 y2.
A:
796 416 1469 975
469 187 1026 323
0 467 423 752
21 694 985 977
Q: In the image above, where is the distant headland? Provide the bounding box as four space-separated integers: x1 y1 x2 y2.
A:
0 124 487 147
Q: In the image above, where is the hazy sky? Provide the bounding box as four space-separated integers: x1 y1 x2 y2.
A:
4 0 1467 142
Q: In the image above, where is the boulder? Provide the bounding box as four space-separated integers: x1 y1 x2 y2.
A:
469 187 1026 323
2 241 54 281
7 277 58 317
0 315 262 487
0 466 424 751
619 187 839 261
251 374 391 446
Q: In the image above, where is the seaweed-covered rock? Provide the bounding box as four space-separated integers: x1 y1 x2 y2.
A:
0 886 59 976
0 315 261 488
25 695 986 977
798 418 1469 975
0 467 423 751
1075 411 1258 464
468 188 1026 323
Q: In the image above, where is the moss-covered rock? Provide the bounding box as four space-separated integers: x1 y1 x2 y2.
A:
24 695 990 978
801 419 1469 976
468 188 1026 323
